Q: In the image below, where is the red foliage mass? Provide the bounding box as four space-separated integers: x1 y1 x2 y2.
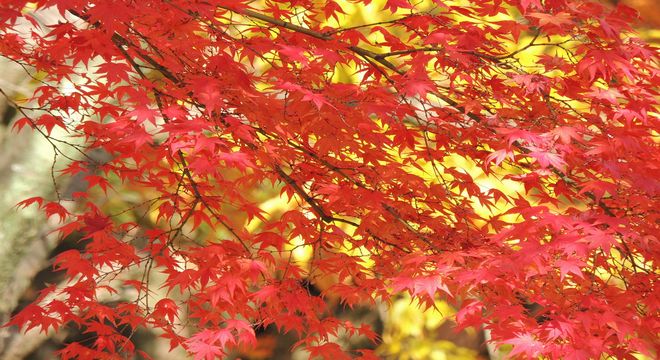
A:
1 0 658 359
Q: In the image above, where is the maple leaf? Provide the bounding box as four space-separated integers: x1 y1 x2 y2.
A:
544 318 574 340
84 175 112 193
555 259 585 281
153 299 179 323
528 12 574 28
11 117 35 132
301 91 332 110
486 148 515 166
383 0 413 13
16 196 44 209
551 126 580 144
519 0 542 11
392 274 452 301
95 61 131 84
579 180 617 202
35 114 66 135
323 1 346 22
401 77 434 97
278 45 309 65
186 338 225 360
5 304 51 333
512 73 550 95
253 231 285 251
53 250 98 279
454 300 485 331
505 333 543 358
528 148 566 170
43 201 69 222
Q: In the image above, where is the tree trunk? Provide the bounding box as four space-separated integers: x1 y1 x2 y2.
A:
0 57 67 357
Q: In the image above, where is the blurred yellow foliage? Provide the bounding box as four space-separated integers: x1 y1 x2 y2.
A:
378 296 481 359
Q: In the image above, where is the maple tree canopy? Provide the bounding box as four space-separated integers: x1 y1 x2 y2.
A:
1 0 658 359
